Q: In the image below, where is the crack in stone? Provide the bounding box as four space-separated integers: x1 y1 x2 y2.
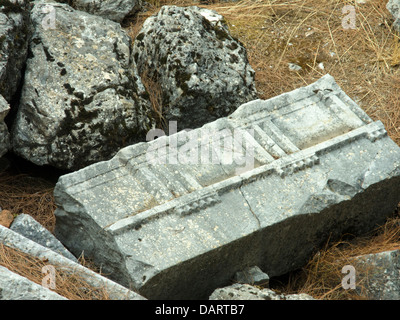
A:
238 183 261 229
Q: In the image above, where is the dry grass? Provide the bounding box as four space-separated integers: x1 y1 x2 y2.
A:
140 67 167 130
0 172 56 232
126 0 400 144
271 212 400 300
0 243 110 300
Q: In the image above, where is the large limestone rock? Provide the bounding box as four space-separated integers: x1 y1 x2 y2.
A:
0 0 30 103
132 5 258 131
11 1 154 170
53 75 400 299
65 0 143 23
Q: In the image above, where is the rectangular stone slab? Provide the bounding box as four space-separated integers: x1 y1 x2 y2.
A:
54 74 400 299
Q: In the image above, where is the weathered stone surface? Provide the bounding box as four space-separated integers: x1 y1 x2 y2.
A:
233 266 269 286
11 1 154 170
0 0 30 103
67 0 143 23
387 0 400 31
0 225 146 300
0 265 67 300
10 213 78 262
54 74 400 299
0 95 10 158
209 283 315 300
353 249 400 300
132 5 257 132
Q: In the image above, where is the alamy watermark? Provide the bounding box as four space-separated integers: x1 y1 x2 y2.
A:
341 265 356 290
145 121 255 174
42 264 56 290
342 5 356 30
41 4 56 30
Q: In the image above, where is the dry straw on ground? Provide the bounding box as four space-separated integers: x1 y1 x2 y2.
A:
0 172 56 232
0 243 111 300
139 67 167 130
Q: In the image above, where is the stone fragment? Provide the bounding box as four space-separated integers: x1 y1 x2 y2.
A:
0 95 10 158
288 63 302 72
0 265 67 300
352 249 400 300
10 213 78 262
0 210 13 228
233 266 269 286
53 74 400 299
387 0 400 31
0 0 30 102
209 283 315 300
69 0 143 23
11 1 154 170
132 5 257 132
0 225 146 300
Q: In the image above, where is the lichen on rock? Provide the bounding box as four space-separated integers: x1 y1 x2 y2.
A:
11 1 154 170
132 5 258 132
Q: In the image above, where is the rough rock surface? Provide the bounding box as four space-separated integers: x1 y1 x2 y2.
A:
132 5 258 131
387 0 400 31
10 214 78 262
209 283 315 300
353 249 400 300
11 1 154 170
233 266 270 286
65 0 143 23
0 0 30 103
0 265 67 300
53 75 400 299
0 95 10 158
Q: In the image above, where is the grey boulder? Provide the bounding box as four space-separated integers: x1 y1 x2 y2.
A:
11 1 154 170
0 0 30 103
68 0 143 23
132 5 258 131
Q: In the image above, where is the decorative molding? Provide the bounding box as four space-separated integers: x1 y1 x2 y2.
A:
175 194 221 216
